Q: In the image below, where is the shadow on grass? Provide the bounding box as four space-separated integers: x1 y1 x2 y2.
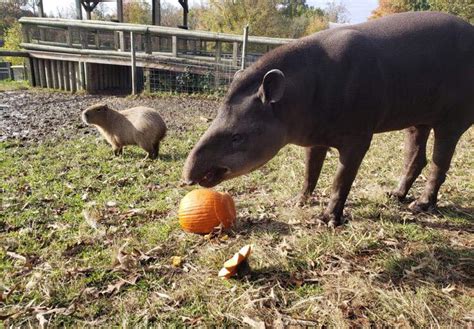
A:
236 218 292 236
378 246 474 287
247 266 294 286
352 197 474 233
159 152 188 162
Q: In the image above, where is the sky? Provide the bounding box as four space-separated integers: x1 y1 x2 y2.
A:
43 0 379 24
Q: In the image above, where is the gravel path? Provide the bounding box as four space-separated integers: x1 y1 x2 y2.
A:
0 90 219 143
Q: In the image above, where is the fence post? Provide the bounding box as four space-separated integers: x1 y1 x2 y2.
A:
130 31 137 95
75 0 82 20
144 30 152 94
66 27 73 47
215 40 222 62
241 25 249 70
172 35 178 57
232 41 238 67
21 24 30 43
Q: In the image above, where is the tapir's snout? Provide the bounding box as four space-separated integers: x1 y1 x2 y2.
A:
182 150 230 187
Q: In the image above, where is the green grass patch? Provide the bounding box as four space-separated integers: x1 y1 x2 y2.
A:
1 108 473 327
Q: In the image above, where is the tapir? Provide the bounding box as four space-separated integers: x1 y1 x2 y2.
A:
183 12 474 226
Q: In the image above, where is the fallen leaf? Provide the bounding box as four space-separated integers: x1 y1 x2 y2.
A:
6 251 27 263
442 284 456 294
25 272 43 291
155 292 173 300
242 316 266 329
100 275 140 296
114 242 138 271
106 201 117 207
82 208 101 230
171 256 183 267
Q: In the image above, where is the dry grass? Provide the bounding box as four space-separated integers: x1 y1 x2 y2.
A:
1 97 473 327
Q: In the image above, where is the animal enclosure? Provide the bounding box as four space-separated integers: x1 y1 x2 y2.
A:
19 17 290 94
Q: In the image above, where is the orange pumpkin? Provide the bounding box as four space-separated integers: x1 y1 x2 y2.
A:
178 189 236 234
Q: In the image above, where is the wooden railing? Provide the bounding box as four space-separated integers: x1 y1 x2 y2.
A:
19 17 292 68
17 18 294 93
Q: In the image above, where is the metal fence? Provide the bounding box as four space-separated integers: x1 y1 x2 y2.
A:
0 62 12 80
147 53 262 94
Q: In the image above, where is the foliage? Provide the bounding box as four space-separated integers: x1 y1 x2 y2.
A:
194 0 344 38
1 21 24 65
0 0 34 37
0 79 29 91
92 3 114 21
123 0 152 24
195 0 285 37
160 2 183 27
371 0 473 23
429 0 473 23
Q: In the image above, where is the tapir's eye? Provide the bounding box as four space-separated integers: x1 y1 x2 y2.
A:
232 133 244 146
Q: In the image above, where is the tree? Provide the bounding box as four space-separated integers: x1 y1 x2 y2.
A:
195 0 285 37
123 0 152 24
0 0 34 37
193 0 342 38
371 0 472 23
280 0 310 18
1 21 24 65
429 0 473 23
324 0 349 23
92 2 114 21
160 2 182 27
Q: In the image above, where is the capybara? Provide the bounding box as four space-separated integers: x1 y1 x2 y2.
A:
82 103 167 159
183 12 474 226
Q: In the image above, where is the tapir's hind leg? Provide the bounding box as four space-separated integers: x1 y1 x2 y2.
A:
390 125 431 201
409 125 467 213
298 146 328 205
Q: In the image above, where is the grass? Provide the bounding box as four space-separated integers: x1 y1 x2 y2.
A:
0 79 29 91
1 103 473 326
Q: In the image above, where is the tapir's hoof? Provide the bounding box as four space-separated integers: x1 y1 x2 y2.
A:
408 200 436 214
320 213 344 228
386 190 406 202
296 194 310 207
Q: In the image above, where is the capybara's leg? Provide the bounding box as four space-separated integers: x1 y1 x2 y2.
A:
409 127 465 213
140 142 158 160
298 146 328 206
322 137 371 227
390 125 431 201
149 142 160 160
113 145 123 156
148 143 160 160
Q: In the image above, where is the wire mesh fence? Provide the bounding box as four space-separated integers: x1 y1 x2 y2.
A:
147 52 262 94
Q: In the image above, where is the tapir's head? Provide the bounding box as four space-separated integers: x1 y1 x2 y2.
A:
183 68 287 187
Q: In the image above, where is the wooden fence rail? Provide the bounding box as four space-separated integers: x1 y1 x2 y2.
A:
18 17 294 94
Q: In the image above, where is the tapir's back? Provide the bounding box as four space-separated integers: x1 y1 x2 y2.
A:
321 12 474 131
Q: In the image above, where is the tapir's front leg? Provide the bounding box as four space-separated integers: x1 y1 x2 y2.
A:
323 138 371 227
298 146 328 205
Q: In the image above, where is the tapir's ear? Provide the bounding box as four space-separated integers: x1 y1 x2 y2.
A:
259 69 285 104
233 69 244 81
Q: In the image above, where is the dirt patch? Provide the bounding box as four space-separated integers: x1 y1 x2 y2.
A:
0 90 220 143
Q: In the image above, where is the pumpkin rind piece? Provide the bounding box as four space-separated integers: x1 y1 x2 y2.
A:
218 267 235 279
223 252 245 269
